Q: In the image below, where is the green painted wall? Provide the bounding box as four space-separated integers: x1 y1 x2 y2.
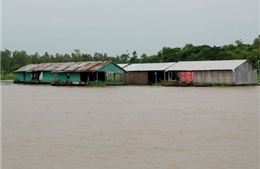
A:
56 73 66 82
16 72 25 81
42 71 54 82
70 73 80 82
25 73 32 81
56 72 80 82
98 62 124 72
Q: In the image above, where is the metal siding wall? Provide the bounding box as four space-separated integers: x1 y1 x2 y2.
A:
43 71 54 82
235 62 257 84
16 73 24 81
56 73 67 82
25 73 31 81
194 71 235 84
70 73 80 82
56 72 80 82
124 72 148 84
204 71 212 83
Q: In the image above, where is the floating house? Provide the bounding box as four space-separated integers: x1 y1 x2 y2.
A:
14 63 69 84
52 61 125 85
165 60 258 85
14 61 125 85
122 62 176 84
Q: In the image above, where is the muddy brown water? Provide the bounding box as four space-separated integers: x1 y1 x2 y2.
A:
1 81 259 169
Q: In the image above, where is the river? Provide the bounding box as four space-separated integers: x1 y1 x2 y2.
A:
1 81 259 169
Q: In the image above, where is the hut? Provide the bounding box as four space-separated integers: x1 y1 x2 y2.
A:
123 62 176 84
165 60 258 85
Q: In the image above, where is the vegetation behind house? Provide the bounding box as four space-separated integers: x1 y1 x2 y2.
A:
1 36 259 80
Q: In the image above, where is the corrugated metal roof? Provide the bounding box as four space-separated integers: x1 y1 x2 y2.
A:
30 63 60 71
75 61 110 72
15 63 74 72
40 63 66 71
124 62 176 71
15 61 111 72
52 62 75 72
117 63 129 68
165 60 247 71
15 64 36 72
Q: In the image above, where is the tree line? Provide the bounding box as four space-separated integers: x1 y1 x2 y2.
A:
1 36 260 75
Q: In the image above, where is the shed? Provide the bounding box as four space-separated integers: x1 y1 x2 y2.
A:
123 62 176 84
165 60 257 85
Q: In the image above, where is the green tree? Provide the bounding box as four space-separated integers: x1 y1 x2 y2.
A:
119 53 130 63
252 35 260 49
140 54 149 63
12 50 29 68
129 51 139 63
1 49 13 73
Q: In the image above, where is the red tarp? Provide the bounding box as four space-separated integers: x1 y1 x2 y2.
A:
180 72 194 83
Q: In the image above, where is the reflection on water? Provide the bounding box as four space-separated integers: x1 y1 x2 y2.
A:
2 84 259 169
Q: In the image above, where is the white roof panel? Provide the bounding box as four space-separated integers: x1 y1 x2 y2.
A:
124 62 176 71
117 63 129 68
165 60 247 71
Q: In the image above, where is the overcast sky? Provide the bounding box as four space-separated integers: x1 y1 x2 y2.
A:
2 0 259 56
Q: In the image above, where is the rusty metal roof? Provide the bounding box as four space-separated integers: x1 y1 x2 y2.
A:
53 62 80 72
75 61 110 72
15 61 111 72
14 64 36 72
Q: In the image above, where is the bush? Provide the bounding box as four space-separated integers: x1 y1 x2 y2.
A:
89 81 107 87
1 73 17 80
